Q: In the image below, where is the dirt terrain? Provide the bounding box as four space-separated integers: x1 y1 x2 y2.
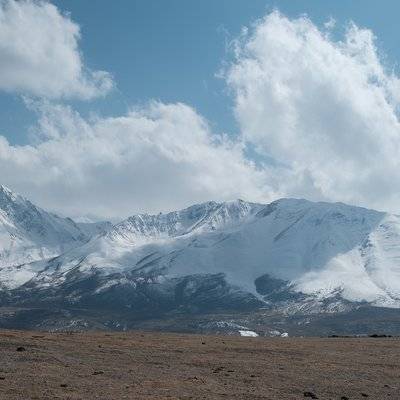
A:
0 330 398 399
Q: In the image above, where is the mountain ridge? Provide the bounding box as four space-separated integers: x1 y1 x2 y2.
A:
1 185 400 333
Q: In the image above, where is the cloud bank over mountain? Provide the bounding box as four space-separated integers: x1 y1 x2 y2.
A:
0 101 271 219
0 3 400 218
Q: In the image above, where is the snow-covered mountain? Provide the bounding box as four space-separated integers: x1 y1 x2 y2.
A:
0 185 110 288
1 185 400 333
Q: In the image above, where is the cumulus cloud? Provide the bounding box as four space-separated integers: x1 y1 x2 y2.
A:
0 101 273 219
226 11 400 212
3 8 400 218
0 0 113 99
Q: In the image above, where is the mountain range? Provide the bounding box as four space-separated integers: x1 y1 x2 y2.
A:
1 184 400 336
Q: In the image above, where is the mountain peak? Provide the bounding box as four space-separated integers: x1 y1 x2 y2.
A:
0 184 112 271
0 184 19 202
0 185 37 214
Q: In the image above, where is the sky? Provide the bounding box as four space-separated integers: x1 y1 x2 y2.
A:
1 0 400 220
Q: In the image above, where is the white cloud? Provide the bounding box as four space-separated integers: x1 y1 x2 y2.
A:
3 8 400 218
225 11 400 213
0 101 273 219
0 0 113 99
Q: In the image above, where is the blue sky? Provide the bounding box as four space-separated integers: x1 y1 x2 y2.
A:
1 0 400 219
2 0 400 145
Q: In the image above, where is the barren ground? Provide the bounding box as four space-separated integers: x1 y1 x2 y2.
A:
0 330 399 399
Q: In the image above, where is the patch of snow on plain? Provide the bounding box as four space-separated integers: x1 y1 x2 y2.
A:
239 330 259 337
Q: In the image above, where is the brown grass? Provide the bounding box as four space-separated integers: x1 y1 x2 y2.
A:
0 330 399 399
